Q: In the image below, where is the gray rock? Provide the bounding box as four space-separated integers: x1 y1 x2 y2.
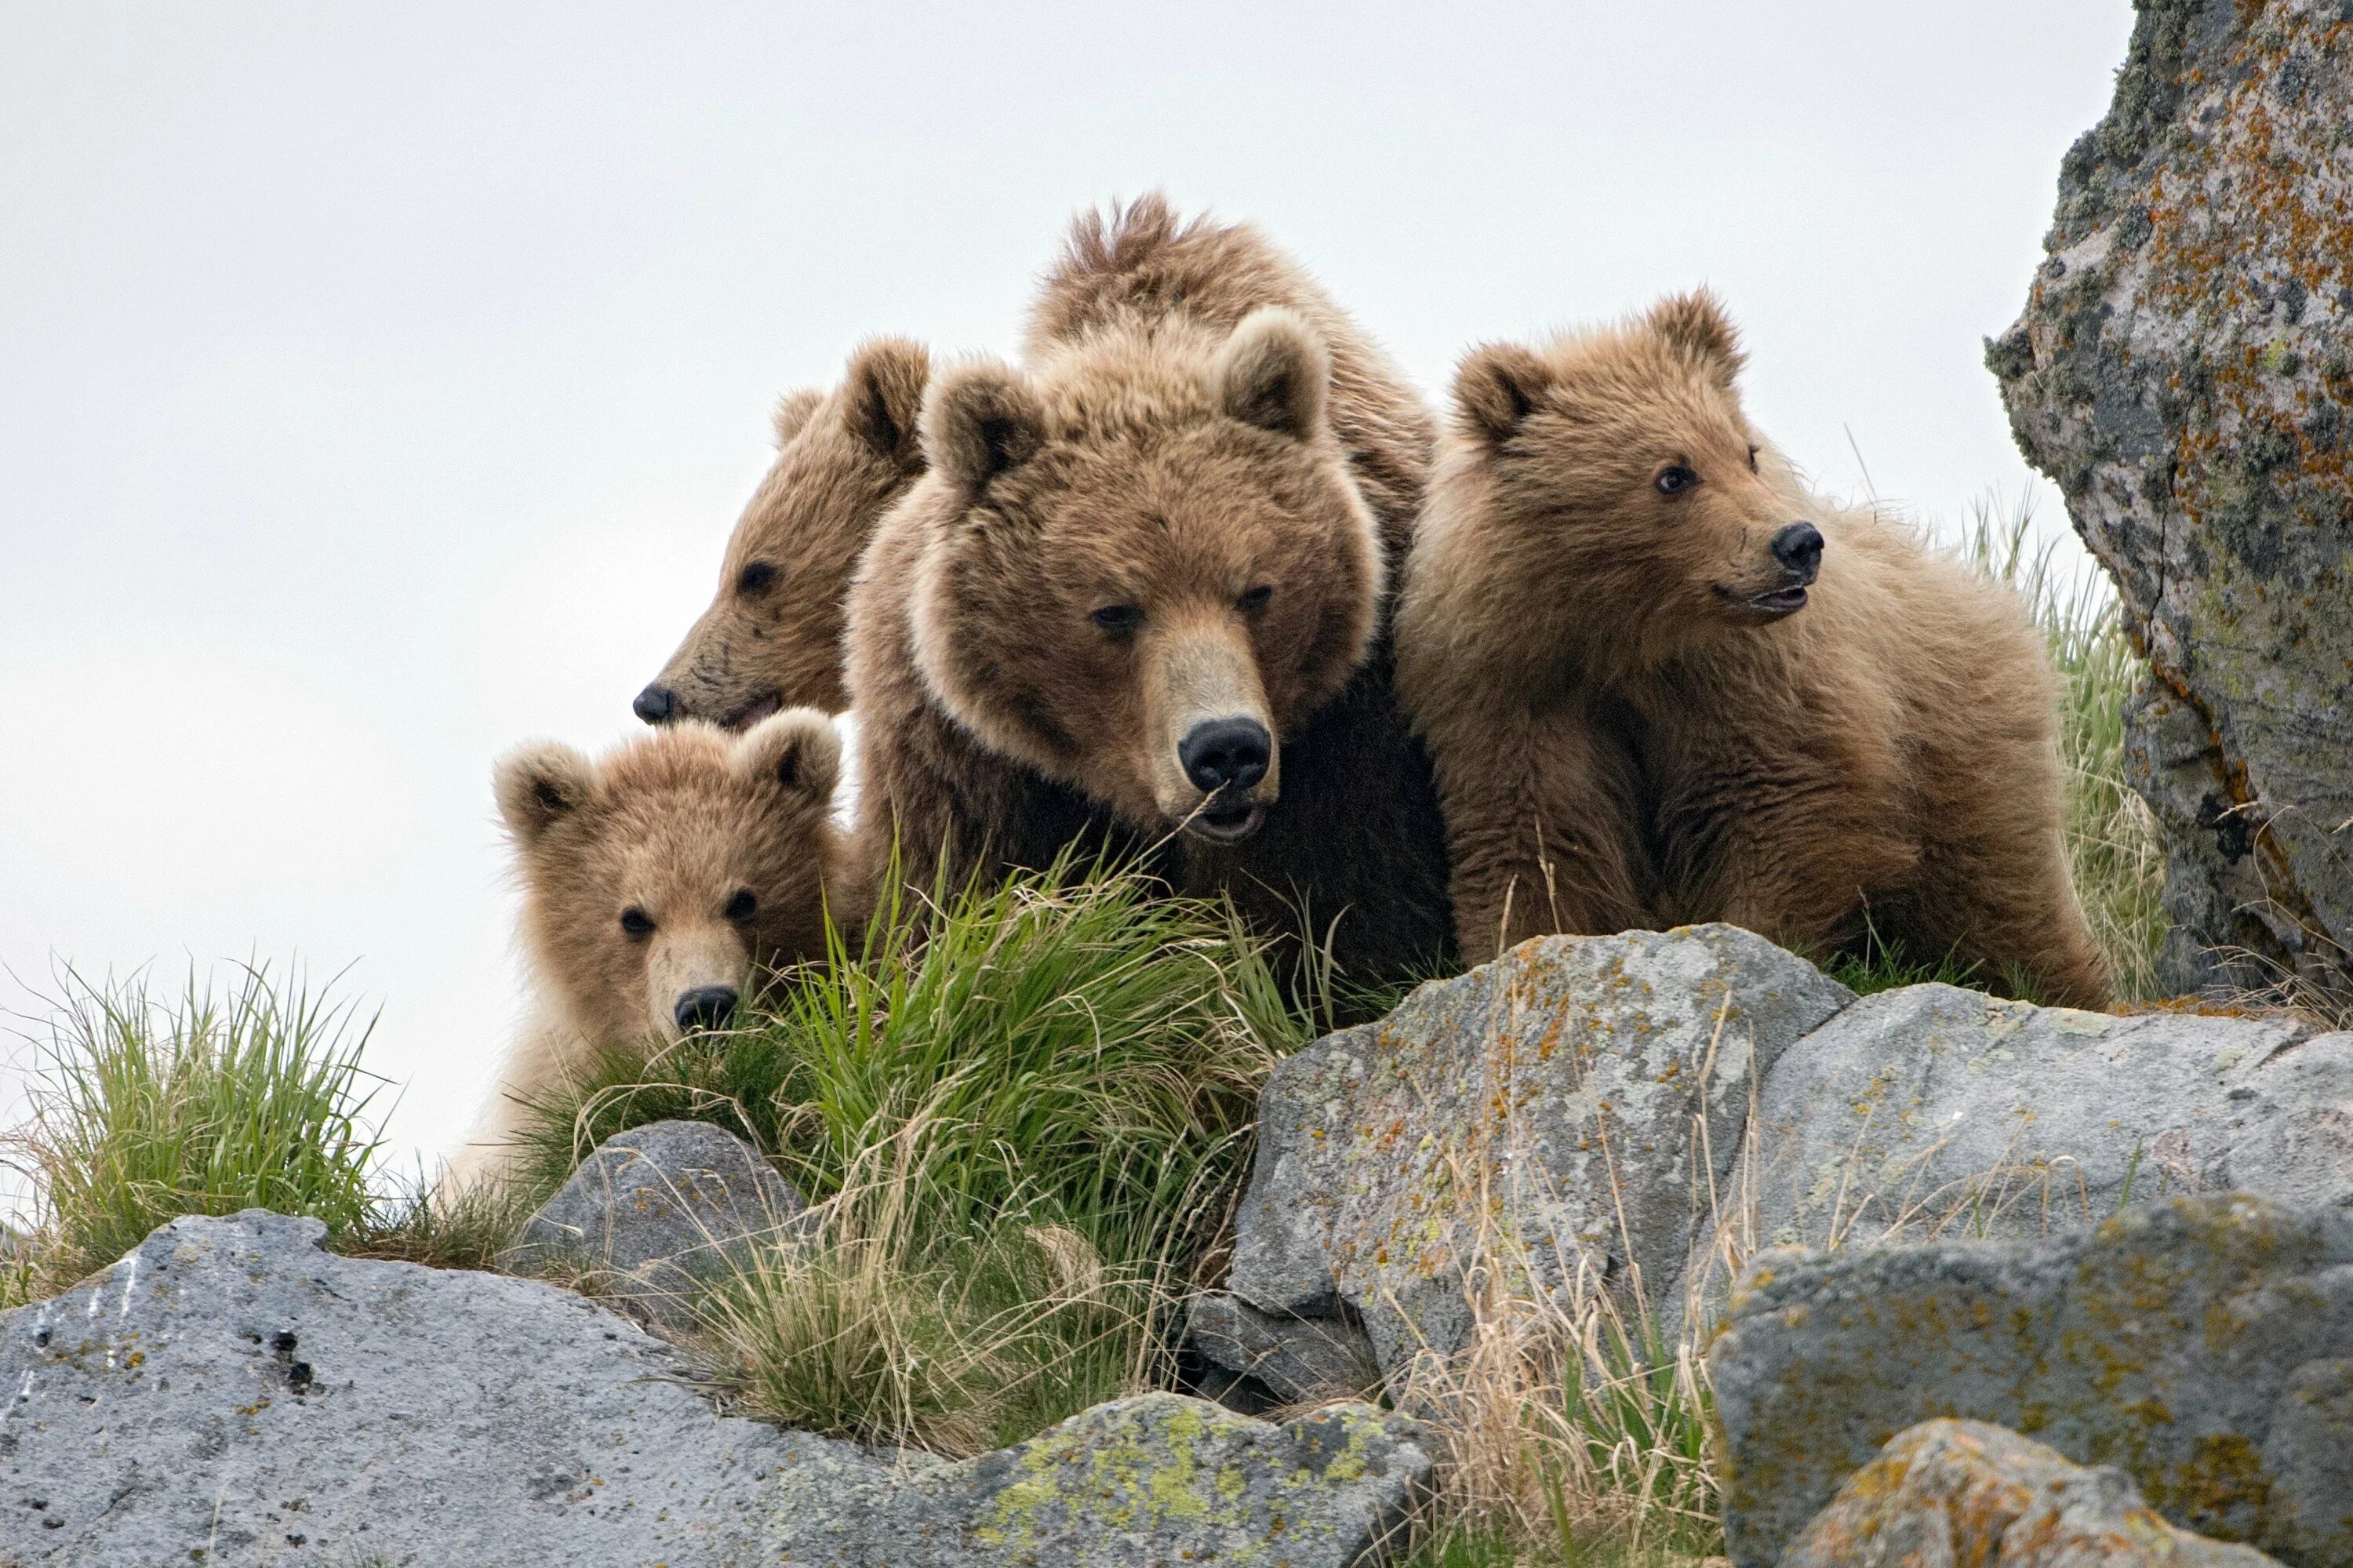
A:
1188 1293 1382 1406
0 1208 884 1566
0 1210 1428 1567
1988 0 2353 997
1718 986 2353 1278
504 1119 809 1328
766 1392 1429 1566
1710 1193 2353 1568
2263 1359 2353 1568
1780 1418 2281 1568
1229 925 1851 1385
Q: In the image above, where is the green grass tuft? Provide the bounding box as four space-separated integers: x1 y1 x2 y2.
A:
5 962 386 1291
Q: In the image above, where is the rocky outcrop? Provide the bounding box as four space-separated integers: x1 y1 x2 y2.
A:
1227 925 1852 1384
1188 1292 1382 1406
503 1118 809 1329
1724 985 2353 1261
0 1210 1427 1566
1709 1195 2353 1568
1988 0 2353 996
1781 1419 2282 1568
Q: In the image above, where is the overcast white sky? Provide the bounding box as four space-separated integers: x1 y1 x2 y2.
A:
1 2 2137 1191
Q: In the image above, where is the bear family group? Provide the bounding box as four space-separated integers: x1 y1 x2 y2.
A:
449 195 2107 1182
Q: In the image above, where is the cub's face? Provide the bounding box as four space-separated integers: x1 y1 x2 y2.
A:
495 712 841 1046
1450 293 1824 657
639 339 929 726
905 309 1380 842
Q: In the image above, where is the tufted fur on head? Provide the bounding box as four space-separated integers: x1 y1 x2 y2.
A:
446 711 861 1192
842 193 1458 987
642 337 932 724
1397 293 2107 1007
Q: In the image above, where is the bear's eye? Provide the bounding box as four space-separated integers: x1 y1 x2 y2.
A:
1654 464 1699 497
724 889 758 923
1237 584 1272 613
1091 604 1144 635
620 908 656 937
1747 444 1761 473
736 561 779 596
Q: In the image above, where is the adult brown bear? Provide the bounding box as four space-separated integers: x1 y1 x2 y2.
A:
845 197 1454 985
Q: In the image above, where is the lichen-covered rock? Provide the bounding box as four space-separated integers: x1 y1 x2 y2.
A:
1710 1194 2353 1568
0 1211 1427 1567
1717 985 2352 1275
1229 925 1852 1385
1189 1292 1383 1406
767 1392 1428 1566
1988 0 2353 996
0 1209 883 1566
503 1118 809 1328
1782 1418 2282 1568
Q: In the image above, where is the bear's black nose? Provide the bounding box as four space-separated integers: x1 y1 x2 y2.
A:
1770 522 1824 582
673 985 739 1033
1179 718 1272 794
633 683 676 725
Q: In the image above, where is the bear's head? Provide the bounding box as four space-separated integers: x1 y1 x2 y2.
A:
1424 292 1825 677
638 337 930 726
494 710 842 1046
900 307 1380 842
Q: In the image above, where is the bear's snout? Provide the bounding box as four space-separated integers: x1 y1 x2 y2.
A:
672 984 740 1033
633 682 677 725
1770 522 1824 584
1179 717 1272 795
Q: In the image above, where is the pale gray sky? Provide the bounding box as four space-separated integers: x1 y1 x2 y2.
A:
0 2 2136 1184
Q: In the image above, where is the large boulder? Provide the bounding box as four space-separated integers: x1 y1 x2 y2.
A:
1782 1418 2281 1568
1721 985 2353 1267
1988 0 2353 995
1227 925 1852 1385
1709 1194 2353 1568
0 1210 1428 1566
502 1118 810 1329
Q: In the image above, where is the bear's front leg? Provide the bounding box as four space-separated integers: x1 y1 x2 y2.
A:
1438 711 1649 964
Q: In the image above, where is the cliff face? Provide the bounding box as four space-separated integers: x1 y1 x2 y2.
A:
1989 0 2353 996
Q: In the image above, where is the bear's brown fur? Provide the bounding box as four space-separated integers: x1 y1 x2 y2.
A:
1396 293 2108 1007
446 710 860 1188
641 337 930 724
844 196 1454 983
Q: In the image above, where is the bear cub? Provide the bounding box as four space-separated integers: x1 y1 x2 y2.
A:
444 709 860 1190
1396 292 2108 1007
635 337 930 726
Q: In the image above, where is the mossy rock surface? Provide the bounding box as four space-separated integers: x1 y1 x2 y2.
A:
1711 1194 2353 1568
1988 0 2353 998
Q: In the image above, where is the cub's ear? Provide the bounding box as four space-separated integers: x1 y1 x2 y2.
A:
732 707 841 807
494 742 596 846
771 388 825 449
922 359 1046 494
1216 307 1329 441
1452 342 1554 447
1648 290 1744 390
842 336 932 464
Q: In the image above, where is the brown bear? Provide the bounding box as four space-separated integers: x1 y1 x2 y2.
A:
843 196 1454 984
443 710 860 1190
1395 292 2108 1008
635 337 931 726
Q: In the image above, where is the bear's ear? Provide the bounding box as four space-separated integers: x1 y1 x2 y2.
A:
732 707 841 807
494 742 596 846
842 336 931 464
771 388 825 449
1452 343 1555 448
1216 307 1329 442
1647 290 1745 390
922 359 1046 494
